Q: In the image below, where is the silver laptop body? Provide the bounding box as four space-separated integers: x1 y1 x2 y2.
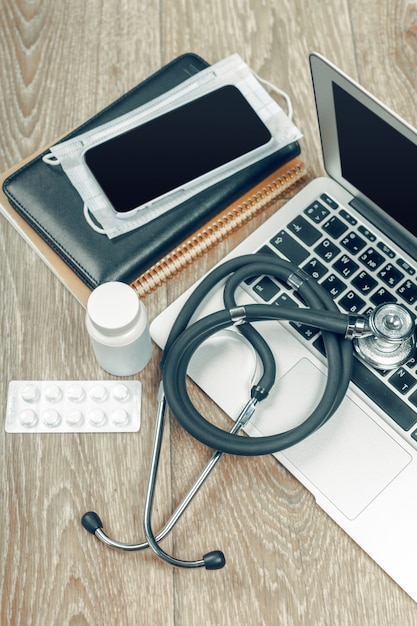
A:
150 53 417 601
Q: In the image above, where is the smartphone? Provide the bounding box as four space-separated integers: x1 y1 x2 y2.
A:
83 85 272 215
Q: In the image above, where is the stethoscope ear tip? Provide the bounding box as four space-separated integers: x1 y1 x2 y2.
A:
203 550 226 570
81 511 103 534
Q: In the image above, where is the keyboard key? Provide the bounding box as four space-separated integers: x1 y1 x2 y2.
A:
314 238 340 262
304 200 330 223
358 225 376 242
396 279 417 305
351 360 417 431
341 232 366 254
252 276 280 301
270 231 309 265
272 292 298 308
370 287 397 306
339 209 357 226
320 193 338 209
256 245 276 257
320 273 347 299
377 263 404 287
359 247 385 271
289 321 320 341
405 355 417 370
389 368 417 395
351 270 378 295
409 390 417 408
322 216 348 239
287 215 321 246
333 254 359 279
377 242 395 258
397 258 416 276
338 290 366 313
301 257 328 281
273 291 319 339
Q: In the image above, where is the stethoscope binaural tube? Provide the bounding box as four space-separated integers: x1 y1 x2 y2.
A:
142 382 225 569
82 386 257 568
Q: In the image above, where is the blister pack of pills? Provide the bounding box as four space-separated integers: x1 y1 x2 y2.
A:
5 381 141 433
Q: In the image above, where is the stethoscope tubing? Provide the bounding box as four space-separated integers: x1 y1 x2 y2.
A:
162 254 354 455
82 253 357 566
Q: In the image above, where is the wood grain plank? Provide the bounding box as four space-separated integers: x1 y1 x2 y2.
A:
2 0 417 624
0 2 174 625
0 0 162 171
349 0 417 125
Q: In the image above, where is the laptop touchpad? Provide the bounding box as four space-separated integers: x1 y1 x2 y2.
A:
250 358 412 520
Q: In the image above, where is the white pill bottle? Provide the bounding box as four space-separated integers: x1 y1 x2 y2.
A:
86 282 152 376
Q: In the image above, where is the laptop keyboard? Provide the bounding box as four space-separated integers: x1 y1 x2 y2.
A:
245 192 417 446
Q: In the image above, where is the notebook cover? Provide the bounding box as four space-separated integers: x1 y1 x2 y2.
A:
1 53 300 292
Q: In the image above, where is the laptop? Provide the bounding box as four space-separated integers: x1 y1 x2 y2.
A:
150 52 417 601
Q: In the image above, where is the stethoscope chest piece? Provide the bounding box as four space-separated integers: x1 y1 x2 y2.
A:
353 303 416 370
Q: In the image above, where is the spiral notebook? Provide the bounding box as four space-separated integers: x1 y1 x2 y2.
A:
0 53 304 306
131 156 304 297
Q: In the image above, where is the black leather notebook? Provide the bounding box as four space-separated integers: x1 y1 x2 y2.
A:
2 53 300 291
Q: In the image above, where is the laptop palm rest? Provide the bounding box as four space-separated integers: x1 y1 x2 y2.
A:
268 359 411 520
188 338 411 522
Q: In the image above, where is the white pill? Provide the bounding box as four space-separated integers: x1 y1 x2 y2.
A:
67 384 85 403
111 408 130 427
44 384 62 403
20 384 40 403
88 408 106 427
112 383 130 402
89 384 108 403
65 409 84 427
19 409 38 428
42 409 61 428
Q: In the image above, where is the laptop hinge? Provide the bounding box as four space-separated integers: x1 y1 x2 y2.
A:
349 196 368 214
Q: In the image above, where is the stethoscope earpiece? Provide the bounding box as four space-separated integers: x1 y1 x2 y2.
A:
81 511 103 534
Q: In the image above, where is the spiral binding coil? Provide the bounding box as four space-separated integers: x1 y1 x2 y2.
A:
132 160 306 297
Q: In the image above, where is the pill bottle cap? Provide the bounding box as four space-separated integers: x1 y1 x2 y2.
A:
87 282 141 337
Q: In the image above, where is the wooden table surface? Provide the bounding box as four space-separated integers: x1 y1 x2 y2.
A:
1 1 417 624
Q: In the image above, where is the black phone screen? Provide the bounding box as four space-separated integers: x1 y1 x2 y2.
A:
83 85 272 213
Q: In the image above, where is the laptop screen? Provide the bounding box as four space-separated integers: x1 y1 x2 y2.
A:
332 81 417 237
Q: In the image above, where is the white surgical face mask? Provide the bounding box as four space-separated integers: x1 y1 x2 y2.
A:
43 54 301 239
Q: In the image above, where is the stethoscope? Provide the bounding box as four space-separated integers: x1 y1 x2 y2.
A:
81 254 416 569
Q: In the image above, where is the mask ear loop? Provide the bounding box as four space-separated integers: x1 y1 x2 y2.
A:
251 71 294 121
83 203 107 235
42 152 61 166
43 151 107 235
